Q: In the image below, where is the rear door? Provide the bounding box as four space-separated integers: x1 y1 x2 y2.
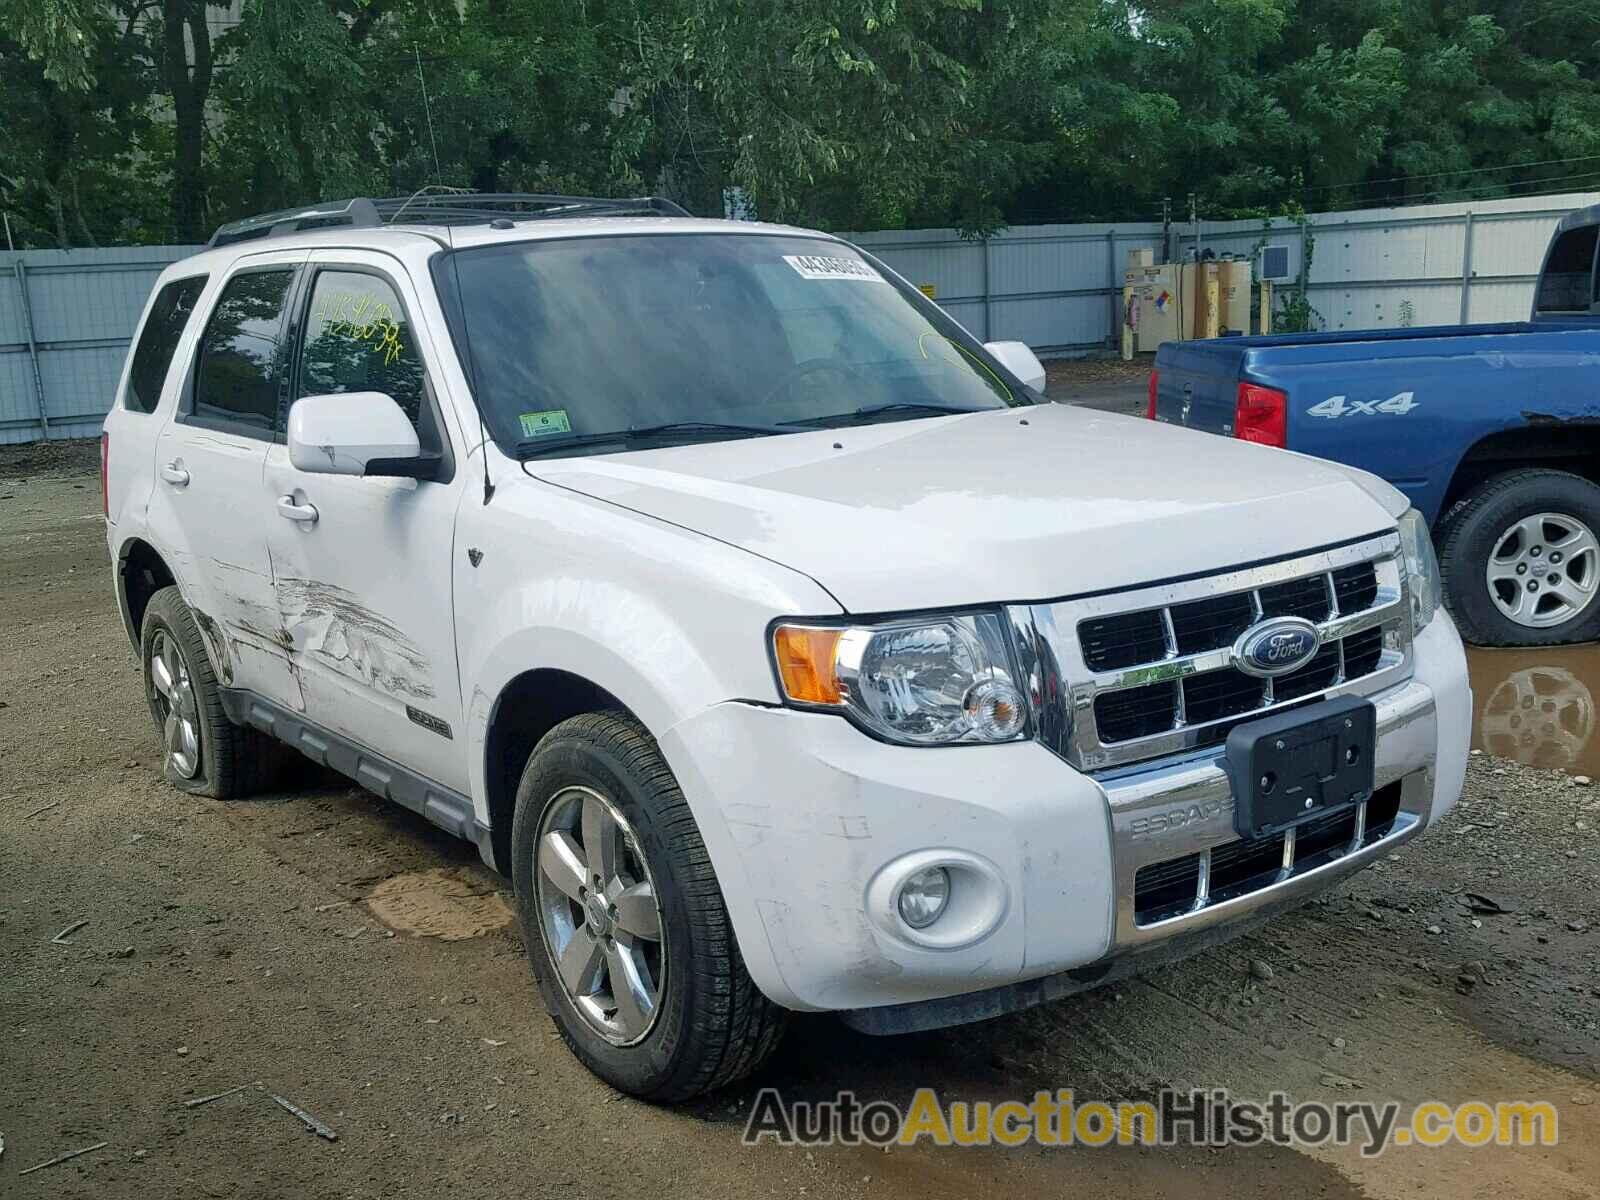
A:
261 249 469 789
145 249 306 704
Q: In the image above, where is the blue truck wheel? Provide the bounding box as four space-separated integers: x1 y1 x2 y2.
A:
1438 469 1600 646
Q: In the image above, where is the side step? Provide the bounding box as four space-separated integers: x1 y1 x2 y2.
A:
219 688 496 870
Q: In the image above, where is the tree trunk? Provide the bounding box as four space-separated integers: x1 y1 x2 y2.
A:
51 188 69 249
286 106 322 202
163 0 211 242
71 172 97 246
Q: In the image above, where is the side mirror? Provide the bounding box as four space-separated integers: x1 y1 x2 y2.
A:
288 392 431 479
984 341 1047 395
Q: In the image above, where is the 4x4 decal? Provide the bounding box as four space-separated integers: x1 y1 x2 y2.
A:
1307 391 1419 419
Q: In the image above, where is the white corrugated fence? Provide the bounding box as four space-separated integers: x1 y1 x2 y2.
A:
848 190 1600 353
2 191 1595 444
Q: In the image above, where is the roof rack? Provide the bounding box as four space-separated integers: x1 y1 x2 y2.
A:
206 192 693 249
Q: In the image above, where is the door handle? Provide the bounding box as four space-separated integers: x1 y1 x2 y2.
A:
160 462 190 487
276 495 319 525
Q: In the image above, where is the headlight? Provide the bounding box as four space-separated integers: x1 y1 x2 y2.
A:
1397 508 1440 629
771 612 1029 745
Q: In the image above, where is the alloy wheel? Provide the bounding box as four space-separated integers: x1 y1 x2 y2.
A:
149 629 201 778
1485 512 1600 629
534 786 666 1045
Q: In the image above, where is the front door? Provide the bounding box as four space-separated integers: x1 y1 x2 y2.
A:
261 250 469 790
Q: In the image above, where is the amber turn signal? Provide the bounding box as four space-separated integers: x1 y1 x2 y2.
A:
772 625 845 705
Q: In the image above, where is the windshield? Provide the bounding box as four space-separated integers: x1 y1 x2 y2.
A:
434 233 1031 454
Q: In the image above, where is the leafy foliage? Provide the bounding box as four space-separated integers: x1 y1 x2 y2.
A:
2 0 1598 246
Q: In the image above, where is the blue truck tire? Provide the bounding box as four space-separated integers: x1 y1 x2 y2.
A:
1436 469 1600 646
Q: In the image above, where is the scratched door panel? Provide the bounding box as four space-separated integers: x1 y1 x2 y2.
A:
147 425 285 689
145 250 307 706
259 463 465 788
261 252 468 790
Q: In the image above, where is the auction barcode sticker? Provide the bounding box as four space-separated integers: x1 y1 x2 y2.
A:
783 255 884 283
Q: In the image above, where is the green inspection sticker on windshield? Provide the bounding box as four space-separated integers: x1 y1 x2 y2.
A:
518 409 572 438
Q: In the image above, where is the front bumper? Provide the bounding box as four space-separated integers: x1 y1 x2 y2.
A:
658 613 1470 1017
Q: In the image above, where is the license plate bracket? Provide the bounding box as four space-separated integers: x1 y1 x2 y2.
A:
1225 695 1377 841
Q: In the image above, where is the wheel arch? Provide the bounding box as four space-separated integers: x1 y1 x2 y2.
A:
479 667 644 876
462 586 786 877
1440 422 1600 523
116 536 177 648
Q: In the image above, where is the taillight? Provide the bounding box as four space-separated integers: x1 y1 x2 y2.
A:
1235 382 1288 447
100 432 110 517
1146 370 1160 420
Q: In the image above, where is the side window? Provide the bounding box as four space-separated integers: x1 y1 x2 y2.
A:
299 271 430 436
127 275 207 414
1535 225 1599 315
191 268 296 435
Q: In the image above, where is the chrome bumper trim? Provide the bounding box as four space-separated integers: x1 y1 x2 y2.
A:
1098 676 1436 949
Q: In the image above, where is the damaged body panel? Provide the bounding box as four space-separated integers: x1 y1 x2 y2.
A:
261 444 468 792
276 575 435 700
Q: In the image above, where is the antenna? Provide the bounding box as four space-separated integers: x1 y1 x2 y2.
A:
391 182 471 226
414 43 442 184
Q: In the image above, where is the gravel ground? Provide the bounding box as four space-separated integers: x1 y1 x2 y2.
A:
1 450 1596 1200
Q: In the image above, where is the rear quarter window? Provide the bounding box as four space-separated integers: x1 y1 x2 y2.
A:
126 275 208 414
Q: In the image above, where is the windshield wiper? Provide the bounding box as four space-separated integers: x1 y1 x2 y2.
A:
627 419 790 438
782 401 986 428
516 420 788 459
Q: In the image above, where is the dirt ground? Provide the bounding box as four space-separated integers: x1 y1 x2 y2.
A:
1045 355 1153 388
1 444 1596 1199
1044 355 1152 413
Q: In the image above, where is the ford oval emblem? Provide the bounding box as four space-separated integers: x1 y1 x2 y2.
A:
1233 616 1321 678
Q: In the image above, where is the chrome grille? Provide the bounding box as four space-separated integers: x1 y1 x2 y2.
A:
1008 532 1413 771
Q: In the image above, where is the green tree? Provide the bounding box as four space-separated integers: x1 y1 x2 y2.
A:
0 8 163 246
5 0 1600 246
0 0 227 243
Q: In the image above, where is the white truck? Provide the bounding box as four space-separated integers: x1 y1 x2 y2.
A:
102 194 1471 1101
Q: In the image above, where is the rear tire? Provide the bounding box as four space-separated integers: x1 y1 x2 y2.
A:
511 711 786 1101
1437 469 1600 646
139 585 280 797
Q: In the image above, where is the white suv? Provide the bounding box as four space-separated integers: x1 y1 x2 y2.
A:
102 194 1471 1100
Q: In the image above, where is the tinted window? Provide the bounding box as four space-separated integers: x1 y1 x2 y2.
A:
1536 225 1598 314
299 271 429 432
127 276 207 414
192 268 295 432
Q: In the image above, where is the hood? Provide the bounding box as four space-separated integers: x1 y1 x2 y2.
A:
527 404 1402 614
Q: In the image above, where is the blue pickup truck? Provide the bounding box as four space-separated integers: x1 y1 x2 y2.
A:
1152 202 1600 646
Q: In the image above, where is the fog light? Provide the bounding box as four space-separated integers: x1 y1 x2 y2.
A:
963 679 1026 741
897 866 951 929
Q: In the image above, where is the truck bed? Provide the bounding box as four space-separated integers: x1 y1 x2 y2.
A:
1153 319 1600 522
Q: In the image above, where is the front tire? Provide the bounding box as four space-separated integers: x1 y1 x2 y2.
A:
511 711 785 1101
1438 469 1600 646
